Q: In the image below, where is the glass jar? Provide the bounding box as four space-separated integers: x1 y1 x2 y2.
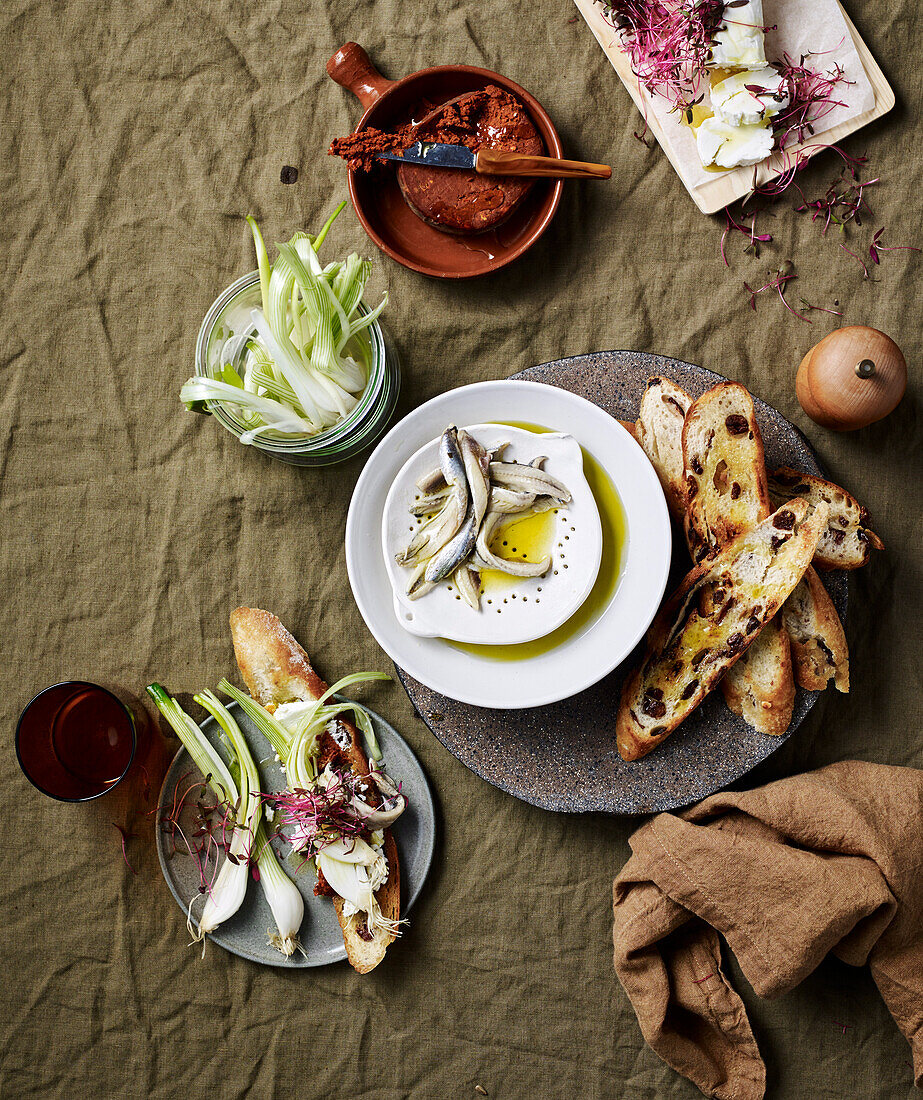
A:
193 271 401 466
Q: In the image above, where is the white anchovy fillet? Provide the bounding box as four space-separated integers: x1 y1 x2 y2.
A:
453 564 481 610
423 502 479 583
475 510 552 578
405 560 435 601
489 487 538 514
415 467 446 494
459 431 490 527
440 424 468 494
396 494 464 566
414 442 510 496
413 425 468 494
488 461 571 503
397 427 468 567
410 487 450 516
424 432 490 584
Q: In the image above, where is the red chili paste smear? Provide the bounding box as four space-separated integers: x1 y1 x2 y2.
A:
329 86 544 235
329 124 415 173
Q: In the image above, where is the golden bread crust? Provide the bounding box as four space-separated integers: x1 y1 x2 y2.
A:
230 607 327 707
682 382 771 558
635 376 693 519
679 383 794 735
768 467 884 571
720 621 795 735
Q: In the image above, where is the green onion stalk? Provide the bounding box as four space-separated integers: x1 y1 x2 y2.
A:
217 672 390 772
147 684 305 958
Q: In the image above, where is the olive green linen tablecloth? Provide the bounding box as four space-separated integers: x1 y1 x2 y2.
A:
1 1 921 1097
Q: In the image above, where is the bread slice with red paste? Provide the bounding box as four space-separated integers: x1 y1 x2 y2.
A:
230 607 401 974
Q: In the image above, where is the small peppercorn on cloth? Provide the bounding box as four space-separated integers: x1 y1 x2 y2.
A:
612 760 923 1099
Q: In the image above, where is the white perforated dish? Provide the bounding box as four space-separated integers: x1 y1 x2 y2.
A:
383 426 602 644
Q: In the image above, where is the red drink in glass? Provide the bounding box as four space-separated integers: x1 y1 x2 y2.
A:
16 682 140 801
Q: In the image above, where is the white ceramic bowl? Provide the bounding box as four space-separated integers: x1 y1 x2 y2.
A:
345 380 671 709
382 425 603 645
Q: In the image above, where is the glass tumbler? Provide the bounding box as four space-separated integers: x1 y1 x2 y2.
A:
16 682 148 802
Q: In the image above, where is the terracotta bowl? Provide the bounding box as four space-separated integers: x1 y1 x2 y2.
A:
326 43 564 279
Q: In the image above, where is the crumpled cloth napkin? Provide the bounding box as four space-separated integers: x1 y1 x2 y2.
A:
612 761 923 1099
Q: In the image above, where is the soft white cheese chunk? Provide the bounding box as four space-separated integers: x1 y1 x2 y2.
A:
273 699 316 733
711 67 789 126
696 116 774 168
710 0 766 70
317 851 389 918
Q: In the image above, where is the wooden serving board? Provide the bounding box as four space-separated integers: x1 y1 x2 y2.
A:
574 0 895 214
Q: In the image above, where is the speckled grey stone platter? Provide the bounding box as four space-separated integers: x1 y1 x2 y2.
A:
156 700 435 967
396 351 846 815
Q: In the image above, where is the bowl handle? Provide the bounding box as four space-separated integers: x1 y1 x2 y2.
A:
327 43 396 110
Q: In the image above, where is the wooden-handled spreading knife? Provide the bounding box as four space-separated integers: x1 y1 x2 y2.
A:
377 141 611 180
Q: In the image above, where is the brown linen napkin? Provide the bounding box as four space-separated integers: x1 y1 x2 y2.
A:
612 761 923 1099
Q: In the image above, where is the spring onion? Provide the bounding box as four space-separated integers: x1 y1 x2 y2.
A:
147 684 305 957
147 684 248 945
181 205 387 444
194 690 305 957
252 819 305 957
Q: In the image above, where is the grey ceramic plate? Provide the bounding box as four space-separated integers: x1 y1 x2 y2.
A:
156 700 435 967
396 351 847 815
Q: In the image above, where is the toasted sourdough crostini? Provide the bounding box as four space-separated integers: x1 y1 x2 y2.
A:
766 467 859 689
781 571 850 692
721 624 796 735
768 467 884 570
788 567 848 692
229 607 401 974
681 382 795 735
635 376 693 519
682 381 772 560
616 498 829 761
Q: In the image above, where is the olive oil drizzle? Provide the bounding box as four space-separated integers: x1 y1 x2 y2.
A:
447 422 628 662
479 507 557 598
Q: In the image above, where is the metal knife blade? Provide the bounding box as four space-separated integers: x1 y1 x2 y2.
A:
377 142 477 170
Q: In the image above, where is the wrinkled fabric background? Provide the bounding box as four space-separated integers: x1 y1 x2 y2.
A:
1 0 920 1097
